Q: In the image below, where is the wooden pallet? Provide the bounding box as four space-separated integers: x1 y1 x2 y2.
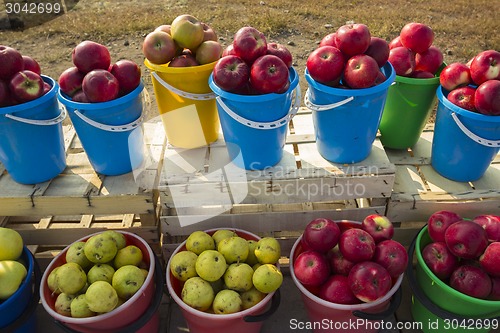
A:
386 124 500 223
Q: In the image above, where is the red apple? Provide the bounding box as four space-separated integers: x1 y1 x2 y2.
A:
222 43 237 57
388 46 415 77
388 36 403 50
72 90 89 103
0 46 24 80
319 32 337 48
339 228 376 263
72 41 111 74
361 214 394 243
170 14 204 51
22 55 41 75
447 86 477 112
232 26 267 65
373 239 408 279
266 43 293 68
449 264 492 299
334 23 371 57
168 54 200 67
415 46 443 75
474 79 500 116
411 70 435 79
439 62 471 91
343 54 380 89
58 66 86 97
82 69 119 103
9 70 44 102
306 45 345 85
422 241 459 280
43 82 51 95
473 215 500 242
400 22 434 54
110 59 141 95
142 31 177 65
348 261 392 302
213 55 250 92
293 250 330 287
201 22 218 42
319 275 360 304
328 246 355 276
375 70 387 85
195 40 222 65
154 24 171 34
469 50 500 85
0 79 9 106
490 277 500 300
303 218 341 253
445 220 489 259
427 210 462 243
364 37 390 68
479 242 500 277
250 54 289 94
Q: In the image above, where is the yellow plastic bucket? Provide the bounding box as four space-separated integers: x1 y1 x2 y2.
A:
145 59 219 149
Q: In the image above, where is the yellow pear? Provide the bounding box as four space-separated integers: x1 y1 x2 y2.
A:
0 227 23 261
0 260 27 300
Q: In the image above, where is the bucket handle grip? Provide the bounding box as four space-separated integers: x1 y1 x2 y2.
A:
451 112 500 148
406 225 500 326
54 251 165 333
243 288 281 323
4 106 67 126
72 108 143 132
215 83 301 130
151 71 216 100
352 284 402 321
303 88 354 112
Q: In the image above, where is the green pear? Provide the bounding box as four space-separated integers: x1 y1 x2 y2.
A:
224 263 254 292
85 281 118 313
66 241 92 270
170 250 198 282
55 262 87 295
212 229 236 248
185 231 215 255
70 294 96 318
47 267 60 294
246 240 259 266
181 276 214 312
112 265 145 300
240 287 266 310
140 268 149 279
0 227 23 261
195 250 226 282
55 293 75 316
254 237 281 264
84 234 118 264
87 264 115 284
252 264 283 293
218 236 249 264
0 260 27 300
213 289 242 314
113 245 143 268
100 230 127 251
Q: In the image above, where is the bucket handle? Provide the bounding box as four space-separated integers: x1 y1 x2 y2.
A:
303 88 354 112
3 254 42 333
215 83 301 130
71 107 143 132
243 288 281 323
352 284 402 321
406 225 500 326
4 106 67 126
451 112 500 148
151 71 216 100
54 251 165 333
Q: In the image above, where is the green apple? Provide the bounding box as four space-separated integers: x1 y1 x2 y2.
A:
212 229 236 248
84 233 118 264
213 289 242 314
255 237 281 264
224 263 254 292
0 260 27 300
47 267 60 294
0 227 23 261
100 230 127 251
246 240 259 266
195 250 226 282
112 265 145 300
66 241 92 270
181 276 214 312
85 281 118 313
87 264 115 284
218 236 249 264
70 294 96 318
195 40 222 65
170 14 204 50
185 231 215 255
240 287 266 310
55 293 75 316
252 264 283 293
170 250 198 282
113 245 143 268
56 262 87 295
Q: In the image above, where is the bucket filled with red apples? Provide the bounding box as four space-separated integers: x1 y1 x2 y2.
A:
289 216 405 333
407 210 500 333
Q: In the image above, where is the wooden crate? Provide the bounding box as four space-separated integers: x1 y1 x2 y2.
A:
386 124 500 222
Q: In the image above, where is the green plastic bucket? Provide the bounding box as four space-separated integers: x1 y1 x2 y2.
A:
407 226 500 333
379 65 444 149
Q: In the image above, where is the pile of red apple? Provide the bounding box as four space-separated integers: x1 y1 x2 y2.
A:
58 41 141 103
0 46 50 107
422 210 500 300
439 50 499 115
212 26 293 94
142 14 222 67
293 215 408 304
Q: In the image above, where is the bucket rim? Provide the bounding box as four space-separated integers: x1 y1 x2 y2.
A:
393 62 446 85
0 75 57 115
144 58 217 74
57 81 144 110
0 246 35 310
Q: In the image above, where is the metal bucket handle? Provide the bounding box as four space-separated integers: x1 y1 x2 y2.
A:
69 105 143 132
243 288 281 323
151 71 216 101
451 112 500 148
303 87 354 112
4 107 67 126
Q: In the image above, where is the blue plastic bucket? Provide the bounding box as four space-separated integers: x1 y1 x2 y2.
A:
208 68 300 170
0 246 41 333
431 86 500 182
58 82 146 176
0 76 66 184
304 63 396 164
